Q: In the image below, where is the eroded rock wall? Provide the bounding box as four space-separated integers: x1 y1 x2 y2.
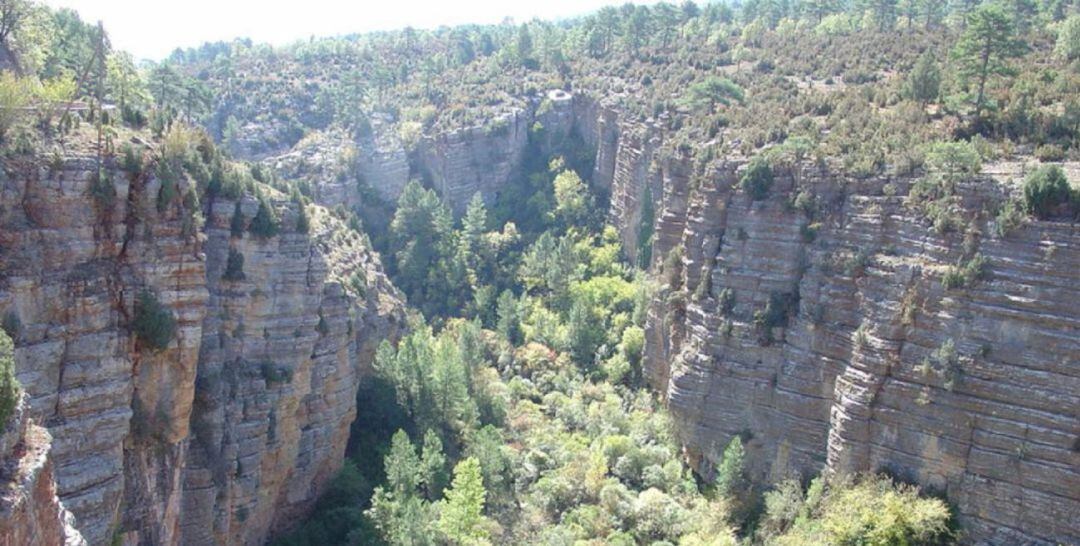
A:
0 397 85 546
548 93 1079 545
416 109 533 213
179 197 403 546
0 141 209 544
0 134 404 545
638 158 1079 545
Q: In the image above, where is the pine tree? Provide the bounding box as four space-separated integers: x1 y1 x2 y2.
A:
295 203 309 234
222 248 245 281
437 458 491 546
951 4 1026 117
391 181 454 307
495 291 523 346
567 299 602 368
385 430 421 495
904 51 941 104
419 429 448 500
248 196 279 238
0 328 20 427
459 193 488 279
1057 15 1080 61
715 436 747 498
861 0 899 30
516 24 533 66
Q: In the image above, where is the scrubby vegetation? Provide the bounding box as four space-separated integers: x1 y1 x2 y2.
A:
0 329 20 428
133 289 176 351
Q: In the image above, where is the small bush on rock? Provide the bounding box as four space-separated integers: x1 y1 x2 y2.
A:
134 290 176 351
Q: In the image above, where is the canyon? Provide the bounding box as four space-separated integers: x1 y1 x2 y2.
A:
0 88 1076 546
259 90 1077 545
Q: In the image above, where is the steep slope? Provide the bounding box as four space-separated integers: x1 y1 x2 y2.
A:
577 103 1079 544
0 397 85 546
179 196 403 545
0 128 404 545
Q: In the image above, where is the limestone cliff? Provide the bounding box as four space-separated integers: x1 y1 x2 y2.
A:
179 195 403 545
0 129 404 545
567 99 1078 544
0 397 85 546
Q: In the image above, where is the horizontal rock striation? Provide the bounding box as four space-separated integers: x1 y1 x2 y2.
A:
0 132 404 545
470 91 1078 545
416 109 533 213
637 157 1079 545
0 138 209 545
179 197 403 545
0 397 85 546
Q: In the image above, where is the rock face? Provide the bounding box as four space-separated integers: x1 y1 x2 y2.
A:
0 397 85 546
416 108 533 213
0 132 404 545
266 123 410 209
634 157 1079 544
179 198 403 545
342 93 1076 545
524 94 1079 545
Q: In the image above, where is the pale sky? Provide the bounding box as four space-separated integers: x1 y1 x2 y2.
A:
45 0 660 61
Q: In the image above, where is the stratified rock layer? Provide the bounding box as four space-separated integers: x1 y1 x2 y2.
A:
179 198 403 545
0 131 404 545
337 88 1078 543
0 398 85 546
634 156 1079 545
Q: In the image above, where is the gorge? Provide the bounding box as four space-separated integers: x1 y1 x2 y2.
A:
1 1 1078 545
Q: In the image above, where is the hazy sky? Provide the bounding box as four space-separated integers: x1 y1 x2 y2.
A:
45 0 659 60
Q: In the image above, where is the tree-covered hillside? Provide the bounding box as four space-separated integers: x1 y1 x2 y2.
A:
161 0 1080 174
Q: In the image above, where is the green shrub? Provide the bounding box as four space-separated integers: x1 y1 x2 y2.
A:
2 311 21 340
223 248 246 281
133 290 176 351
994 199 1026 237
230 201 245 237
0 329 20 427
770 475 952 545
157 176 177 213
0 73 31 142
91 169 117 209
316 312 330 336
1056 15 1080 61
740 157 774 201
1023 165 1071 219
260 362 294 384
754 292 797 344
121 144 145 177
1034 144 1066 162
717 288 735 315
943 254 989 290
296 203 310 234
249 197 280 238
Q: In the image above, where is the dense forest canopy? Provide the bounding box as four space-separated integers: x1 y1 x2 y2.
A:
0 0 1077 544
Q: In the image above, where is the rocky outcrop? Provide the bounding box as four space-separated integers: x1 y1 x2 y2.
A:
0 130 404 545
0 397 85 546
633 156 1079 545
499 90 1079 545
179 196 403 545
416 108 532 213
0 135 209 545
267 123 410 208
